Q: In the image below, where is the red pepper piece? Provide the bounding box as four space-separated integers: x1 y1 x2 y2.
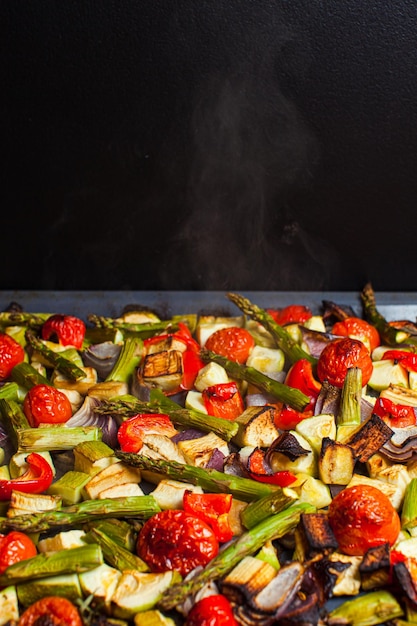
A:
186 594 238 626
181 350 205 390
0 453 53 501
266 304 312 326
381 350 417 373
117 413 177 453
41 314 86 349
247 448 297 487
285 359 321 410
202 382 245 420
373 397 416 428
183 491 234 543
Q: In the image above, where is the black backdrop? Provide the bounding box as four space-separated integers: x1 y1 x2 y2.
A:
2 1 417 292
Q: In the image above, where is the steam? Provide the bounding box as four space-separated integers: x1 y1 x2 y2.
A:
162 61 340 290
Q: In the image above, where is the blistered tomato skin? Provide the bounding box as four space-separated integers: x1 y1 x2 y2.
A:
331 317 381 353
328 484 401 556
316 337 373 387
23 384 73 427
0 333 25 380
0 531 37 574
18 596 83 626
42 314 86 349
186 594 238 626
137 509 219 576
205 327 255 364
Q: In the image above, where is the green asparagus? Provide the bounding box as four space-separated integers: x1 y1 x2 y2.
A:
361 283 408 346
227 292 317 365
11 362 50 389
17 426 102 453
200 348 310 412
0 398 30 451
116 453 282 502
95 391 239 442
158 502 314 611
86 527 149 572
0 496 161 534
25 330 86 381
0 312 50 329
0 544 103 586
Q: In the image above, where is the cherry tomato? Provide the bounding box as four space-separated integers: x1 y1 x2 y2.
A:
328 484 401 556
137 509 219 576
331 317 380 353
202 382 245 420
205 327 255 364
18 596 83 626
0 531 37 574
23 384 73 427
117 413 176 453
186 594 238 626
266 304 312 326
42 314 86 349
183 491 234 543
316 337 373 388
0 333 25 380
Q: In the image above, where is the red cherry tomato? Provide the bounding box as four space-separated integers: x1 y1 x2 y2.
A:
328 484 401 556
42 314 86 349
137 509 219 576
205 327 255 364
202 382 245 420
0 333 25 380
18 596 83 626
316 337 373 388
0 531 37 574
331 317 380 353
266 304 312 326
186 594 238 626
117 413 176 453
23 384 73 427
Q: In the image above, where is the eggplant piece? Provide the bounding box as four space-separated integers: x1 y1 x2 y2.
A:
359 543 391 591
295 512 338 560
318 437 356 486
267 432 311 462
344 414 393 463
232 406 280 448
315 381 341 418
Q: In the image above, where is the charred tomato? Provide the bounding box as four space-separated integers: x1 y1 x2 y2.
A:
205 327 255 364
0 531 37 574
42 314 86 349
18 596 83 626
317 337 373 388
23 384 73 427
186 594 238 626
0 333 25 380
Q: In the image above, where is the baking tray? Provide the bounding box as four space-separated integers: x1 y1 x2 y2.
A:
1 290 417 320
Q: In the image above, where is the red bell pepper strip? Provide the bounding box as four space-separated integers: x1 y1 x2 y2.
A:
202 382 245 420
274 405 314 431
381 350 417 373
247 448 297 487
285 358 321 409
181 350 205 390
183 491 234 543
373 397 416 428
0 453 53 501
186 594 238 626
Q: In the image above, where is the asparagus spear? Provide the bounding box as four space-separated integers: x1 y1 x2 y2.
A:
95 392 239 442
401 478 417 530
239 488 297 529
361 282 406 346
0 312 50 329
0 496 160 533
0 544 103 587
86 527 149 572
200 348 310 412
116 453 281 502
226 292 316 365
11 362 50 389
87 315 180 338
0 398 30 451
25 330 86 381
158 502 314 611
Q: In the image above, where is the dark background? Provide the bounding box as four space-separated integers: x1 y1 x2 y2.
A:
2 1 417 293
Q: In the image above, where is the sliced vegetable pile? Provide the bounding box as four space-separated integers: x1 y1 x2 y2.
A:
2 283 417 625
